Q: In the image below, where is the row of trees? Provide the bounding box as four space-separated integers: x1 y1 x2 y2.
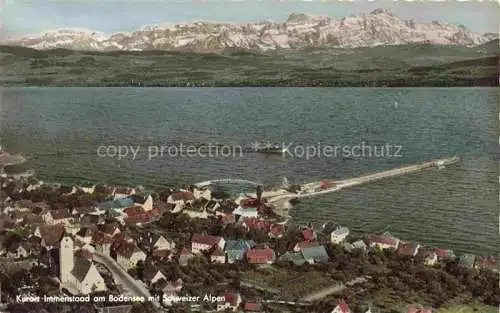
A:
10 74 500 88
304 248 500 313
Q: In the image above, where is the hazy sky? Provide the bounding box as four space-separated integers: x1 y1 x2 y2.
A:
1 0 498 38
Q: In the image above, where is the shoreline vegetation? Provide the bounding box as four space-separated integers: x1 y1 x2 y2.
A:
2 77 498 87
0 41 498 88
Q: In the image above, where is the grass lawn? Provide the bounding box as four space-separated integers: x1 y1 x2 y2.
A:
436 304 498 313
242 267 337 299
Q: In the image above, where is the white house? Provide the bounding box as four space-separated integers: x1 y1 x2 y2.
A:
7 242 30 259
159 278 184 306
232 206 259 218
113 187 136 200
116 242 147 271
351 240 367 251
43 209 74 226
367 235 400 250
330 226 350 244
150 234 175 251
183 208 209 219
424 251 438 266
167 191 195 206
78 184 96 194
60 237 107 295
75 227 94 244
61 186 78 196
211 247 226 263
138 232 176 254
193 187 211 200
191 234 225 254
143 264 167 286
132 195 154 211
26 179 43 192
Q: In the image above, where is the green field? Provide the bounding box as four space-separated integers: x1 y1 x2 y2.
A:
242 267 337 299
436 304 498 313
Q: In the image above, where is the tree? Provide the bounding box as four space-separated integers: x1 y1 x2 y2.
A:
136 260 145 280
256 185 262 202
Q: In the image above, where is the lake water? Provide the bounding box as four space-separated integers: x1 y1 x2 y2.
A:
0 87 497 255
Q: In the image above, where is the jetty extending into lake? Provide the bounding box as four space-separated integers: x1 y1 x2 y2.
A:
255 156 461 214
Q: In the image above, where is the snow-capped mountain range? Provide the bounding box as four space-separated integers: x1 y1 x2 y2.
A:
2 9 495 52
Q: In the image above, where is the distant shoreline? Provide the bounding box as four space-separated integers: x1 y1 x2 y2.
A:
0 43 497 89
1 79 498 88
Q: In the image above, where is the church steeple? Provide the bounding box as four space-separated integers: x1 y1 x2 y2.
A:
59 236 74 284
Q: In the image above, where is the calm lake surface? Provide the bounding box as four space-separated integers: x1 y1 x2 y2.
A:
0 87 497 255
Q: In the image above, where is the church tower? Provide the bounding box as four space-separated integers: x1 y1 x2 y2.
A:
59 236 74 284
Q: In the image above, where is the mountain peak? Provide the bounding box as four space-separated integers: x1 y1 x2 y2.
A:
286 13 312 23
370 8 393 15
483 32 499 41
2 10 490 52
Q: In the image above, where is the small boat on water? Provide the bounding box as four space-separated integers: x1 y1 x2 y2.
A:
251 142 284 154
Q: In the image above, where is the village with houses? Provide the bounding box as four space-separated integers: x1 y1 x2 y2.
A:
0 150 498 313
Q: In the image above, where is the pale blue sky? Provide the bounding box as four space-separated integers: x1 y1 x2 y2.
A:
1 0 498 39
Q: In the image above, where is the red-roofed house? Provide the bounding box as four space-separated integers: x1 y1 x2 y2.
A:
123 206 144 217
293 240 320 252
475 257 499 272
268 224 284 239
217 292 242 312
320 180 334 189
367 235 400 250
246 247 276 264
240 198 259 208
91 231 114 255
397 242 421 257
241 217 269 231
111 232 134 252
125 207 160 225
243 301 263 312
167 191 195 205
221 214 235 225
35 224 66 249
178 247 194 266
434 248 455 261
331 299 352 313
301 227 316 241
191 234 225 254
